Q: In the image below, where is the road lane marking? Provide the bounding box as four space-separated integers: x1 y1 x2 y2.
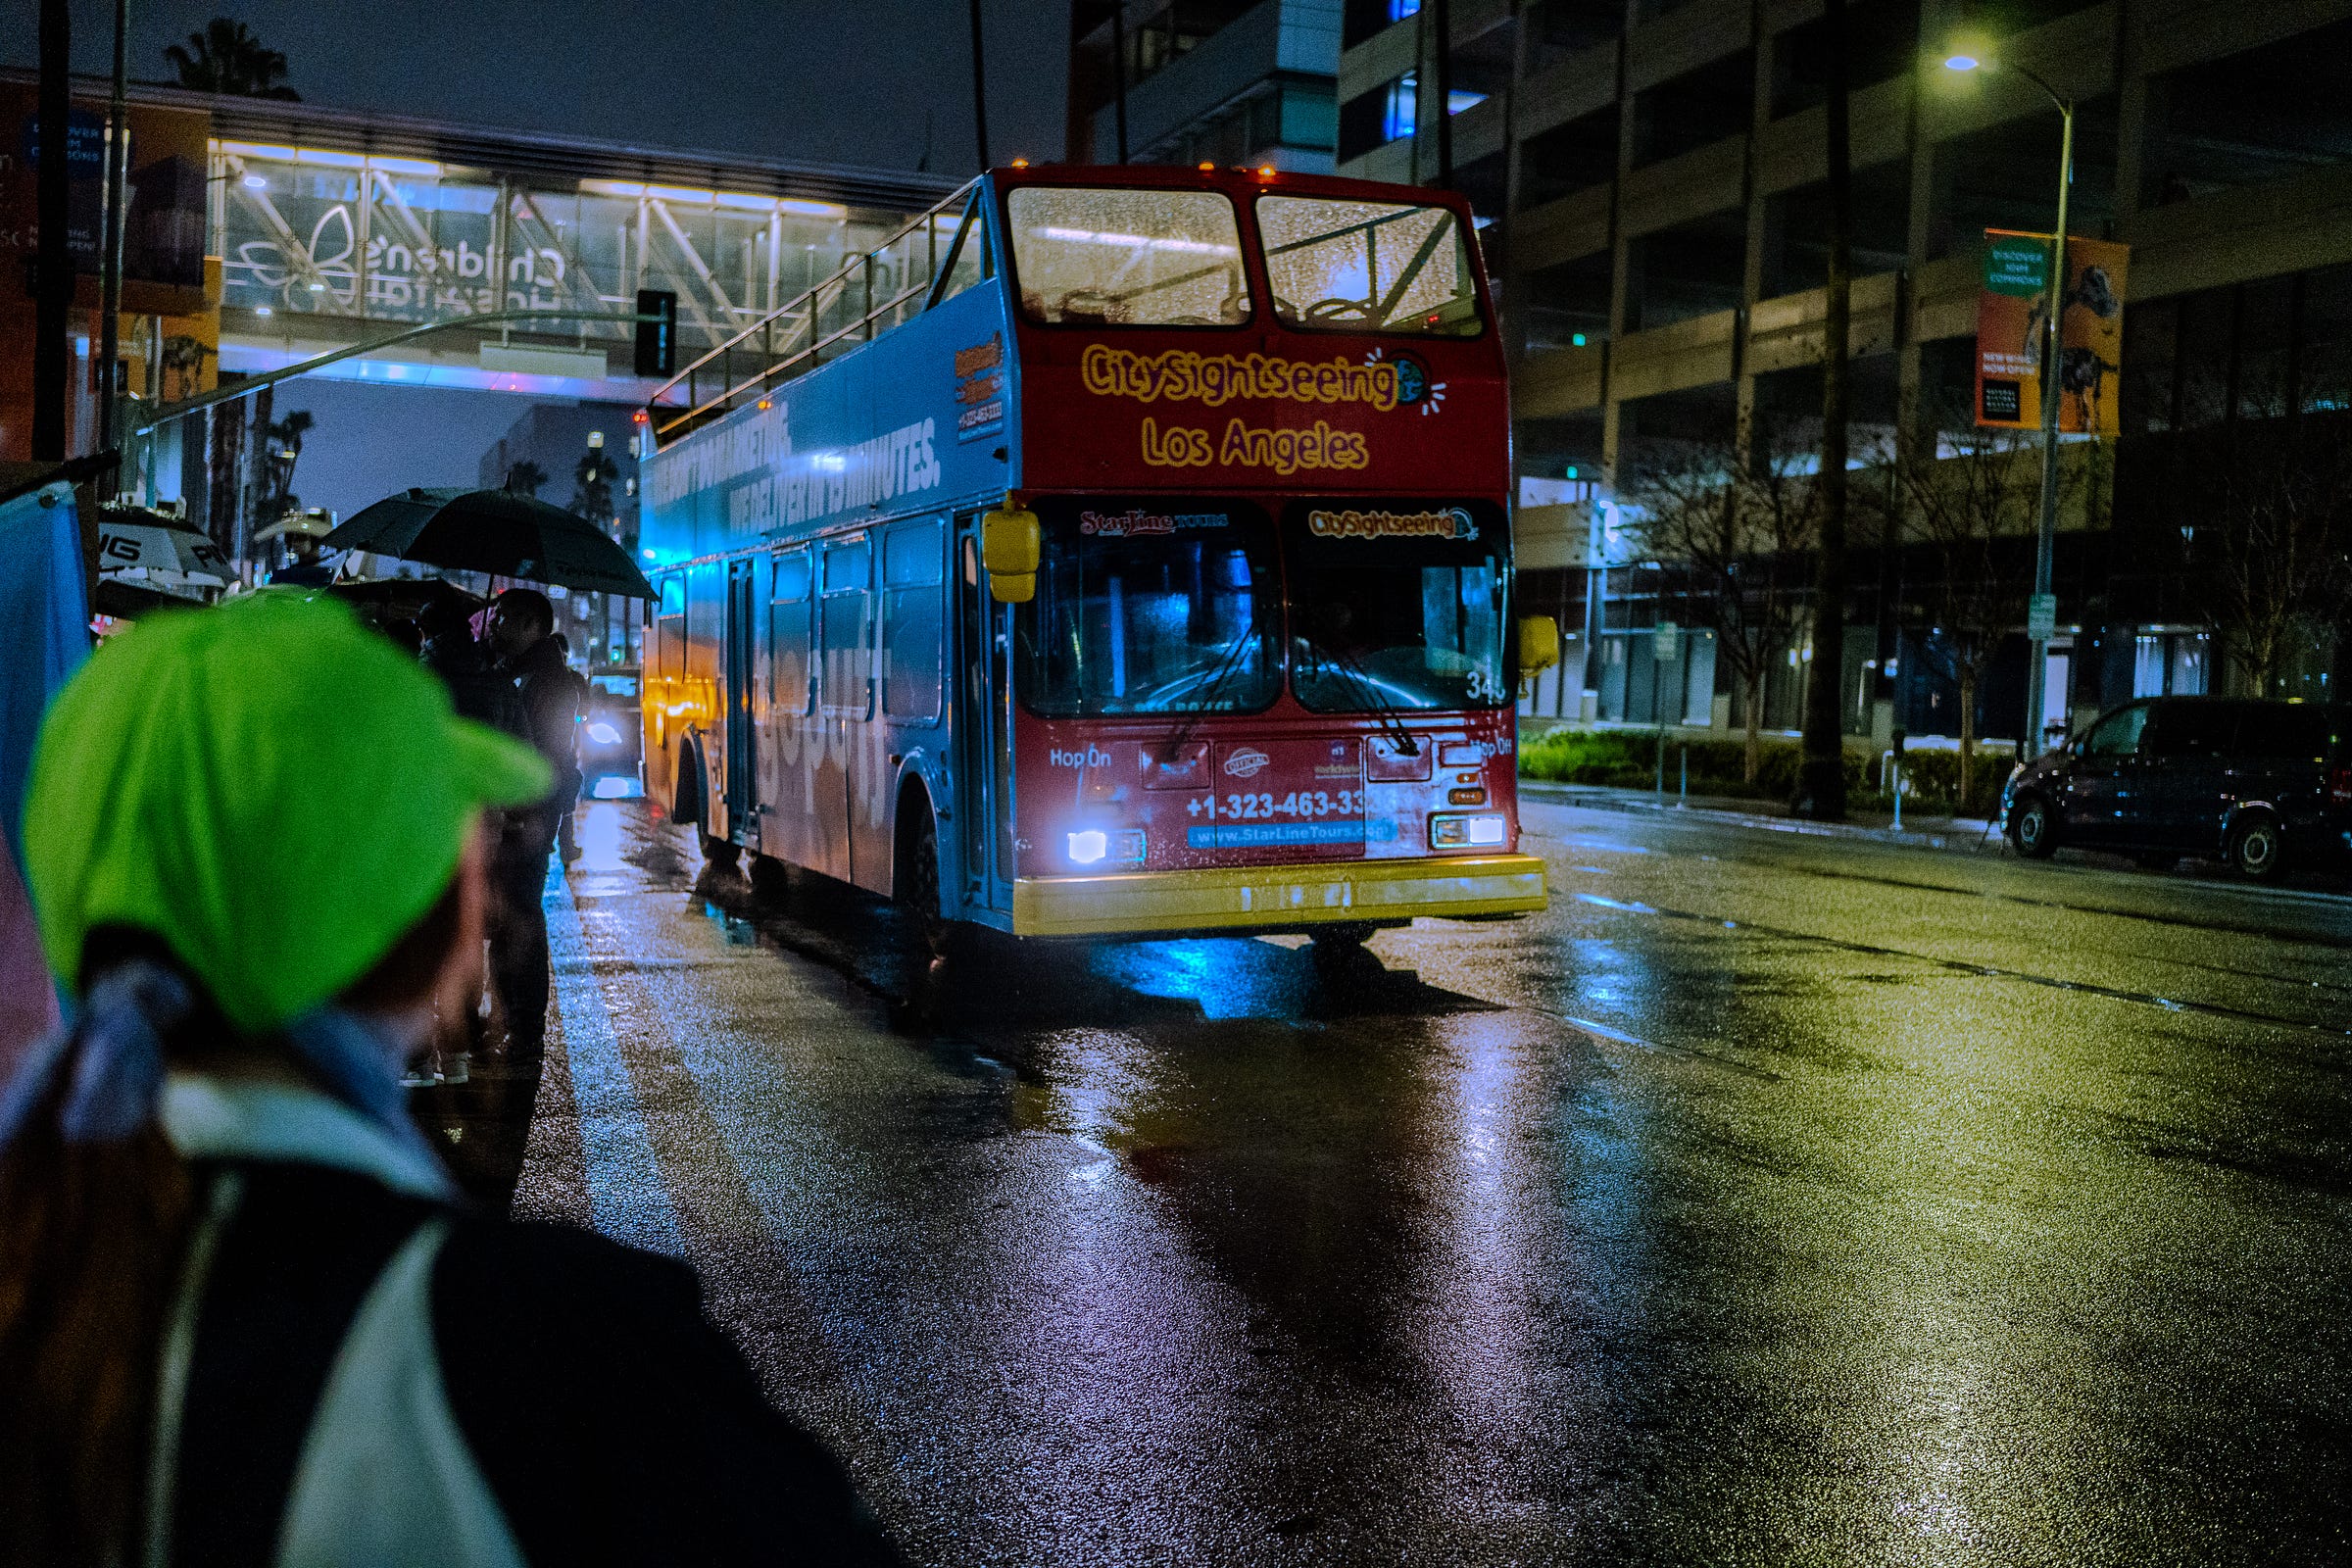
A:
1577 892 1657 914
1569 889 2352 1040
548 881 690 1257
1762 862 2352 958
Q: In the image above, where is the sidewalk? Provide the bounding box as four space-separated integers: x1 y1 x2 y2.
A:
1518 779 2005 855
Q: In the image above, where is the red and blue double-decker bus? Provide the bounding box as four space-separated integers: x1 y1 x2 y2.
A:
638 164 1555 954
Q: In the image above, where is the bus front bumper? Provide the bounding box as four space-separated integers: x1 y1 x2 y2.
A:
1009 854 1548 939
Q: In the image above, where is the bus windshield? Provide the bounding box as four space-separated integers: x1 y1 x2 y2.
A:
1018 500 1280 716
1258 195 1483 337
1007 187 1251 327
1285 503 1509 711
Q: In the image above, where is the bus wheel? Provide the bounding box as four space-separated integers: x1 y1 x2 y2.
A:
902 819 955 959
1309 923 1379 976
701 834 741 871
748 853 792 901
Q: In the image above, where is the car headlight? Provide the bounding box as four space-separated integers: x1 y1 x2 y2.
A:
1430 813 1507 848
586 721 621 746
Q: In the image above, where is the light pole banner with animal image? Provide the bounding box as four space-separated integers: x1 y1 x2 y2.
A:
1975 229 2129 435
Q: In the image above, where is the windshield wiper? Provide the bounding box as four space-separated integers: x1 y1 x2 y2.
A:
1296 635 1420 758
1151 606 1264 769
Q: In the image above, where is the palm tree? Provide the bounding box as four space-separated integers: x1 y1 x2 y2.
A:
504 460 550 498
166 20 300 100
572 447 620 527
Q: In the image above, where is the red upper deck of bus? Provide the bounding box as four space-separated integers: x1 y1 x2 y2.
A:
984 163 1509 503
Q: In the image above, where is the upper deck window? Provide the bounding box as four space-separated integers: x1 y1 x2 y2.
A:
1006 187 1250 327
1257 196 1483 337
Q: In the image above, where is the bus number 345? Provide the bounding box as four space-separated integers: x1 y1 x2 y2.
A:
1192 790 1362 820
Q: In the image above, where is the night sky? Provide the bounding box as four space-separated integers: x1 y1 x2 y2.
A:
6 0 1069 174
4 1 1070 518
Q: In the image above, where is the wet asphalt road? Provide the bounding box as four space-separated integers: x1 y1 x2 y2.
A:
497 798 2352 1565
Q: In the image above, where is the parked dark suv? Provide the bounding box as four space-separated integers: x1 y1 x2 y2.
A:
2002 698 2352 879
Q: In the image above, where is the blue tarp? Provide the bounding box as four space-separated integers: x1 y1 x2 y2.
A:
1 481 89 863
1 480 90 1065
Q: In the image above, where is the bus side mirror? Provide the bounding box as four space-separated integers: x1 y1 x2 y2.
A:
983 504 1040 605
1518 615 1560 672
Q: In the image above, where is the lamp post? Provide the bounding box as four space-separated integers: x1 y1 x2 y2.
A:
1945 50 2074 756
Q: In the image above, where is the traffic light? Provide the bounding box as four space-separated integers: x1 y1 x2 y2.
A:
634 289 676 377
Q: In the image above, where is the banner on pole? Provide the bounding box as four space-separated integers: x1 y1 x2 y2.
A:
1975 229 2129 436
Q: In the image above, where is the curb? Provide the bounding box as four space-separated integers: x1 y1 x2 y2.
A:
1519 782 2002 853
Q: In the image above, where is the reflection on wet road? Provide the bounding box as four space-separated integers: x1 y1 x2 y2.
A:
514 799 2352 1564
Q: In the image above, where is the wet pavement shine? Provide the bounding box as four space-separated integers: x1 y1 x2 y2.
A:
478 799 2352 1565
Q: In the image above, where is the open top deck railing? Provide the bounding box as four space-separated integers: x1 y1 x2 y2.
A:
647 176 986 446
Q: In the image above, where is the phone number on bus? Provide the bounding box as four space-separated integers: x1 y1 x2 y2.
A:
1189 789 1365 821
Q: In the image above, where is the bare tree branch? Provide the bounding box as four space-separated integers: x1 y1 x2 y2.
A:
1630 428 1823 782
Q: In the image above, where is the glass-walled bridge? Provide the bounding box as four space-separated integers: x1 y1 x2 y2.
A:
205 95 959 399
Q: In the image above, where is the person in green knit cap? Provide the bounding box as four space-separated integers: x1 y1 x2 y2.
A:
0 593 900 1568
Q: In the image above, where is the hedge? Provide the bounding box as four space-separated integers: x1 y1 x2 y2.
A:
1517 726 2010 817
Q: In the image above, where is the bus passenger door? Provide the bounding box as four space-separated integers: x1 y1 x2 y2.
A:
956 519 1012 909
723 560 759 838
762 548 817 870
814 535 871 885
650 577 686 813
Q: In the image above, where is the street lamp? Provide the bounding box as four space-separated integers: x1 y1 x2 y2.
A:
1945 47 2074 755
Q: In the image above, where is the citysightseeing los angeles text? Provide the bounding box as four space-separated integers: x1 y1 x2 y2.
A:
639 164 1555 947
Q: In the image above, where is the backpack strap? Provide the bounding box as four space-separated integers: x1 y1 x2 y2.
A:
157 1163 468 1568
142 1167 244 1568
272 1219 525 1568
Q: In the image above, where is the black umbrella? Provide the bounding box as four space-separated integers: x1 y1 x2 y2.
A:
92 577 208 620
322 487 656 599
324 575 489 639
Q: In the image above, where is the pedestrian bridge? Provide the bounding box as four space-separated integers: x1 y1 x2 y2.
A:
203 93 959 402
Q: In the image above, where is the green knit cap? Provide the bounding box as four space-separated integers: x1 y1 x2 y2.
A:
21 591 551 1032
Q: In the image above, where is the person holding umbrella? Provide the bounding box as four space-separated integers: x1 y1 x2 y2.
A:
483 589 586 1065
319 487 651 1063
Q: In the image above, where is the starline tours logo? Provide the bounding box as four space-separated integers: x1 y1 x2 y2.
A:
1078 508 1228 536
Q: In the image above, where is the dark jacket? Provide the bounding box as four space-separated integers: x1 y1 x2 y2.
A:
422 633 531 743
159 1076 900 1567
501 636 587 808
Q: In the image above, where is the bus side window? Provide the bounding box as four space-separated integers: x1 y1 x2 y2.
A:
770 548 812 716
820 536 872 719
883 519 946 724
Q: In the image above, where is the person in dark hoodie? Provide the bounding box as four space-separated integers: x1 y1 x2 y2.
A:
482 589 585 1062
418 597 528 738
0 592 900 1568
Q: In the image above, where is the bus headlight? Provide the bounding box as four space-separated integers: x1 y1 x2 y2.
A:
1430 813 1507 849
1067 828 1147 865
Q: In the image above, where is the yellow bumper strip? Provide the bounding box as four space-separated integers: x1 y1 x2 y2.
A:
1011 854 1547 939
